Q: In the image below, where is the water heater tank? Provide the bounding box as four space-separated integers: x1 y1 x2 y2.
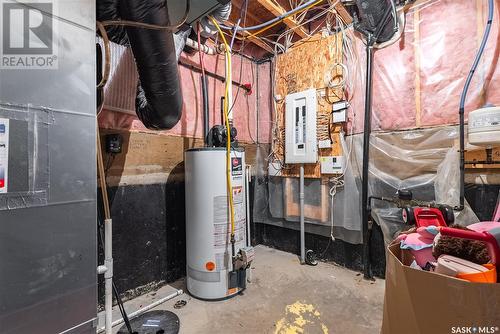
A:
185 148 247 300
468 107 500 146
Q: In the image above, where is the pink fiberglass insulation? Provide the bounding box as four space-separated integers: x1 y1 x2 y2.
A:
371 10 417 130
349 0 500 133
99 46 269 144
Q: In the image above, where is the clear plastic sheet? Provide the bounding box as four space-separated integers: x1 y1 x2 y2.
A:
255 125 479 245
253 134 363 244
356 126 479 246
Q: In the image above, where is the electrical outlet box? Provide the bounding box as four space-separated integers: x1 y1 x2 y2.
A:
333 109 347 123
105 134 123 154
268 162 282 176
285 89 317 164
320 156 345 174
318 139 332 149
332 101 348 123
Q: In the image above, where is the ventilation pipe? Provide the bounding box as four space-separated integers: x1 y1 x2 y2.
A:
119 0 183 130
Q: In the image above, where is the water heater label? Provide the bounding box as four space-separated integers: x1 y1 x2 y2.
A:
0 118 9 193
213 195 246 250
231 157 242 176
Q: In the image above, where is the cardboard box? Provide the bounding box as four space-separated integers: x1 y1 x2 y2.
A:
382 243 500 334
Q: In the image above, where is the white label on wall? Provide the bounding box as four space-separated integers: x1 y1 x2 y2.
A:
0 118 9 193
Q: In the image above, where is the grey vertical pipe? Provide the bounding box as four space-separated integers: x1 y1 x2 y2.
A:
245 165 253 282
300 164 305 264
201 75 209 145
361 41 374 279
245 165 252 247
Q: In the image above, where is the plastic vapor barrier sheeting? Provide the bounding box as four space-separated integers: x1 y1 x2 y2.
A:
254 126 479 245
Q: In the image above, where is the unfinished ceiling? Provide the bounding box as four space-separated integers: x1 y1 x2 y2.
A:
224 0 352 59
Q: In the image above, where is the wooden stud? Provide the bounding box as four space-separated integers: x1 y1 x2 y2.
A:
334 2 353 24
256 0 309 38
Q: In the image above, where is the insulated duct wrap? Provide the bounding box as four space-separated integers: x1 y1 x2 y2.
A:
119 0 183 130
354 0 396 42
97 0 128 45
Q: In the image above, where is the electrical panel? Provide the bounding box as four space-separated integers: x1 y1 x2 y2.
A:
320 156 345 174
285 89 318 164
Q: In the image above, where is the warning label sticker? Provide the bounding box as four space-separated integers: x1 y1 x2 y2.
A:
213 195 246 249
0 118 9 194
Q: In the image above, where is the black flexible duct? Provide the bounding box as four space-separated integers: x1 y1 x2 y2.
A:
119 0 183 130
96 0 128 45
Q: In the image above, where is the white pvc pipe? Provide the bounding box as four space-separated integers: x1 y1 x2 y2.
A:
299 165 305 264
104 218 113 334
97 289 184 333
185 37 216 55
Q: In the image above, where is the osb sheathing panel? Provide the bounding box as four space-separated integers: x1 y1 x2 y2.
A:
274 34 344 178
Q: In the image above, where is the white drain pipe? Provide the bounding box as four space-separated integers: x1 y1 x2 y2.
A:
104 218 113 334
96 128 113 334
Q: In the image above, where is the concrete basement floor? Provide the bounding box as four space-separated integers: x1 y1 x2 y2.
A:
101 245 385 334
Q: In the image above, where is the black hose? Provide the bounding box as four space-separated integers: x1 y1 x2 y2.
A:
120 0 183 130
458 0 494 210
202 75 209 145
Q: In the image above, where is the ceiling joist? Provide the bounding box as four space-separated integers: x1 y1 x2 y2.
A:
255 0 310 39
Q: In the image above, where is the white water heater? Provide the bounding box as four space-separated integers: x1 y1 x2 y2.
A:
185 148 250 300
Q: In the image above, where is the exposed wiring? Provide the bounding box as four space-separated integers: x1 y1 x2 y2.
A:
196 22 206 77
245 0 324 39
228 0 250 115
96 21 111 89
100 0 190 31
211 17 236 248
220 0 323 32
